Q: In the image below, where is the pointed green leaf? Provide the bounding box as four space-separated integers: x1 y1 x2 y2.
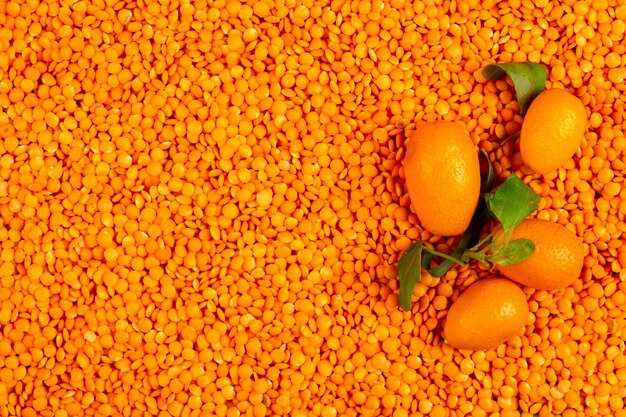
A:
488 238 536 266
483 175 540 234
398 242 423 311
482 62 547 113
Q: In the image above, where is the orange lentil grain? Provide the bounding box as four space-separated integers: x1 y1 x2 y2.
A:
0 0 622 416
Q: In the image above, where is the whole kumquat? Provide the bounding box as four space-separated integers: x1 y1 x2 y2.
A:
403 121 481 236
443 278 529 351
496 219 585 290
520 89 588 174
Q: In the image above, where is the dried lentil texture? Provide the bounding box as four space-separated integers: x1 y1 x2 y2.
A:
1 0 626 417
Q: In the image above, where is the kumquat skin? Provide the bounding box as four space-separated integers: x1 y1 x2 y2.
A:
1 0 626 417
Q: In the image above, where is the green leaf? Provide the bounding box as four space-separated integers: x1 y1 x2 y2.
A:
482 62 547 113
483 175 541 234
488 238 536 266
398 242 423 311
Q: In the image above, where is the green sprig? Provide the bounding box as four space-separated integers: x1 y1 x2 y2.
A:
398 174 541 311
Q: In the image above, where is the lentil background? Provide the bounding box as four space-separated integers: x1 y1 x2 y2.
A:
0 0 626 416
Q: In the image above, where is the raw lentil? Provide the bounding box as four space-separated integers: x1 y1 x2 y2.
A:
0 0 625 416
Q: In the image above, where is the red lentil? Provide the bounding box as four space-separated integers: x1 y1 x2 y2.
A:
0 0 625 416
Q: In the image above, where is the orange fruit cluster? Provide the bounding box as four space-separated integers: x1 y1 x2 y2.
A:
402 87 588 352
444 218 586 351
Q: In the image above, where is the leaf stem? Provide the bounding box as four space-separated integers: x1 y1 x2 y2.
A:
480 150 495 193
423 204 493 278
462 251 491 267
422 246 466 266
499 131 520 146
467 223 502 254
